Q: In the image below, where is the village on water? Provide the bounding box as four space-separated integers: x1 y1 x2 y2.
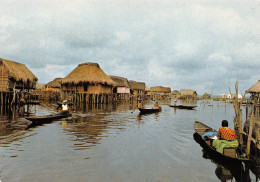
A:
0 57 260 181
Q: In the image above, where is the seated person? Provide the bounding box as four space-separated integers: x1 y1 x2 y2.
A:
60 100 69 115
217 120 237 141
212 120 238 154
153 101 160 109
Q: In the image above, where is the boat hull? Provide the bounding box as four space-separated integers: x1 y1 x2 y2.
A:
169 105 197 109
193 120 250 165
138 107 161 114
26 112 71 128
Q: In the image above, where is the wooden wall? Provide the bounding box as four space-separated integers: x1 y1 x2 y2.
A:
0 65 8 91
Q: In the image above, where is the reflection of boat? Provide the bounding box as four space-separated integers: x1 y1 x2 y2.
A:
202 149 251 182
169 105 197 109
193 120 250 165
138 107 161 114
25 112 71 127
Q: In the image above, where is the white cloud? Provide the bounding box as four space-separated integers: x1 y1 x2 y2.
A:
0 0 259 94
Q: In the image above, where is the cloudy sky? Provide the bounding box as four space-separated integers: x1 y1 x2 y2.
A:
0 0 259 95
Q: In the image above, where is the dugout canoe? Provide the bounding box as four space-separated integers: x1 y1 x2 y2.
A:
138 107 162 114
193 120 250 165
169 105 197 109
25 112 71 128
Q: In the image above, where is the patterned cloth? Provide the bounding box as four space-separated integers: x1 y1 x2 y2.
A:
217 127 237 141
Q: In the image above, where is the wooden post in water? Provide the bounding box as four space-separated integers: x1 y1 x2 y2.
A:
246 105 255 156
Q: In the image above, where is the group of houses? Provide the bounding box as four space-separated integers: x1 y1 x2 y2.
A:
2 57 260 109
0 58 202 110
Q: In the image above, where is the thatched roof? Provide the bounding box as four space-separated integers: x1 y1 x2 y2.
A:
172 90 181 95
129 80 146 90
0 58 38 83
36 83 45 90
62 63 116 86
246 80 260 93
180 89 197 96
46 78 62 88
109 75 130 88
150 86 171 93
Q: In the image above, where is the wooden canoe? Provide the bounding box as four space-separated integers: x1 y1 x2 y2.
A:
169 105 197 109
138 107 162 114
26 112 71 128
193 120 250 165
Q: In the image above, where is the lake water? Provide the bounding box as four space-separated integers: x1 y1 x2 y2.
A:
0 100 258 182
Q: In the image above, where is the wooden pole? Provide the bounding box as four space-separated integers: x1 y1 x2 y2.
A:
246 107 255 156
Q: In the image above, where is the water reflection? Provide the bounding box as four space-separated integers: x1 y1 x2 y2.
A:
201 149 251 182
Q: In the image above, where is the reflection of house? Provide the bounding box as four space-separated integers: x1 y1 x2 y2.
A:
62 63 115 94
0 58 38 92
129 80 146 99
110 75 130 101
180 89 198 99
150 86 171 100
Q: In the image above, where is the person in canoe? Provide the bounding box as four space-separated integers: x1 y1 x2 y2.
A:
174 100 177 106
153 101 160 109
60 100 70 116
212 120 239 154
137 98 143 109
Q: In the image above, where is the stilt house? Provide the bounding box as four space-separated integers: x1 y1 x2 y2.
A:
0 58 38 92
110 75 130 101
129 80 146 99
61 63 116 95
171 90 181 98
246 80 260 101
45 78 62 92
150 86 171 100
180 89 198 99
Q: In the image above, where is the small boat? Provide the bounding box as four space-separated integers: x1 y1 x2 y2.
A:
138 107 162 114
193 120 250 165
25 112 71 128
169 105 197 109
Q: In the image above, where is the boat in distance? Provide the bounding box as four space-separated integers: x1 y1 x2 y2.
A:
138 107 162 114
169 105 197 109
193 120 250 165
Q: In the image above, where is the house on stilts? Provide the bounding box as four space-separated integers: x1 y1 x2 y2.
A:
109 75 131 101
150 86 171 100
129 80 146 100
61 62 116 106
0 58 38 114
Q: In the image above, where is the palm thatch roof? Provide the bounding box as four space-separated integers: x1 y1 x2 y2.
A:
180 89 197 96
62 63 116 86
150 86 171 93
246 80 260 93
36 83 45 90
0 58 38 83
129 80 146 90
109 75 130 88
172 90 181 95
46 78 62 88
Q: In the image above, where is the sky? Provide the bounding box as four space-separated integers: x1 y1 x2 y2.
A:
0 0 260 95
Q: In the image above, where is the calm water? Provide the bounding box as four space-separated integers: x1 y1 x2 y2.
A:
0 100 258 182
